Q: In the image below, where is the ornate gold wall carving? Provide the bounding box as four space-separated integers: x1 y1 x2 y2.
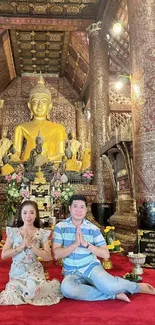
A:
0 1 100 19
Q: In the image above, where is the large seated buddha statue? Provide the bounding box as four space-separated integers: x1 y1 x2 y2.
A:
13 75 67 164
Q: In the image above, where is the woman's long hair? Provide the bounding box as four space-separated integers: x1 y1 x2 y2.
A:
16 200 40 228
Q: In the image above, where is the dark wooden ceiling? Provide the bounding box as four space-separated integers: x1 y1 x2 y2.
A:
0 0 131 113
0 0 101 19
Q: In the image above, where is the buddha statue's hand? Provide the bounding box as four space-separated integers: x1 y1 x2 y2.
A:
10 153 21 163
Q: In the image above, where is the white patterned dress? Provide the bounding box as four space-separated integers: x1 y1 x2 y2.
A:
0 227 63 306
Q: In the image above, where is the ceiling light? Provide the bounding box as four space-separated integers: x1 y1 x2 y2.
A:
114 75 131 90
112 22 123 35
115 80 123 90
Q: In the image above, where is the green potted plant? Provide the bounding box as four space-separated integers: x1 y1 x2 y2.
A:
3 173 30 226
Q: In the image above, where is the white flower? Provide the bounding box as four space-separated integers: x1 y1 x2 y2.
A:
61 174 68 183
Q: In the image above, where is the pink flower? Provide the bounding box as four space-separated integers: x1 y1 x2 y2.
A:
5 175 12 182
51 190 61 199
82 170 94 183
83 170 94 178
16 174 22 183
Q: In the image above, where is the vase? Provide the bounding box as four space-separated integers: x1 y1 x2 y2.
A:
7 214 15 227
101 258 113 269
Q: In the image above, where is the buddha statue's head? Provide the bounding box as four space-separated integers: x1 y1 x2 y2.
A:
28 75 52 120
35 131 44 146
68 131 76 141
71 132 76 140
68 131 73 140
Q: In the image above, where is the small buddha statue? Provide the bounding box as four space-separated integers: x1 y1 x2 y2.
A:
0 127 13 166
1 144 21 176
1 154 14 176
34 167 46 184
13 75 67 163
65 132 82 172
30 132 48 168
81 142 91 171
0 128 18 175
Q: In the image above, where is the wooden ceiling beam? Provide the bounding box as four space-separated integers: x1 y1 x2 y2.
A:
96 0 109 21
80 72 90 101
99 0 120 37
0 17 94 32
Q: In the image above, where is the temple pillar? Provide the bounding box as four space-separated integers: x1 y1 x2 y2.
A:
0 99 4 137
127 0 155 229
75 101 87 153
87 22 110 199
87 22 112 225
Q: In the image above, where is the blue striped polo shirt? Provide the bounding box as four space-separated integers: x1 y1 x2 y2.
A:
52 216 106 277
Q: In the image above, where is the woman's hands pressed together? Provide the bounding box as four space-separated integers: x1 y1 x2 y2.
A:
23 229 34 249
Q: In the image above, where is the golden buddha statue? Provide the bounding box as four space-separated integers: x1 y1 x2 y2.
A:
0 128 15 175
81 142 91 171
65 132 82 172
1 160 14 176
0 128 13 166
13 75 67 163
34 167 46 184
1 144 21 176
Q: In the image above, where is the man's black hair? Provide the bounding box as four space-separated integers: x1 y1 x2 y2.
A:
69 194 87 206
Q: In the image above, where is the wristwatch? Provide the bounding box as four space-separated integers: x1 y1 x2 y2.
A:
27 245 33 249
85 242 90 249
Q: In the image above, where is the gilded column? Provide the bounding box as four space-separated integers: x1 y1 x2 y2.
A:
75 101 87 153
87 22 110 202
128 0 155 228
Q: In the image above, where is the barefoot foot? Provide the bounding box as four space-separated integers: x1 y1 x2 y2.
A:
116 293 131 302
139 283 155 295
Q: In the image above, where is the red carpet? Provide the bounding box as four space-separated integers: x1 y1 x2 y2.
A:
0 254 155 325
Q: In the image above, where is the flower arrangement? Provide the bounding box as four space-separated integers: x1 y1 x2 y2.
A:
51 182 74 211
82 169 94 184
104 226 121 252
61 183 74 204
3 173 30 225
50 165 74 217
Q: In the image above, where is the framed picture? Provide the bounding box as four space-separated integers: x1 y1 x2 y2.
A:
137 229 155 268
